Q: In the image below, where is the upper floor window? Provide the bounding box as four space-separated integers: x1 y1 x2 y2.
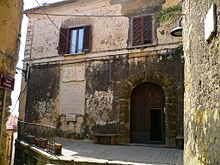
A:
58 25 91 55
132 15 153 46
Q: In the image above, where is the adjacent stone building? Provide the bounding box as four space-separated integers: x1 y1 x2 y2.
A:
0 0 23 165
17 1 183 163
183 1 220 164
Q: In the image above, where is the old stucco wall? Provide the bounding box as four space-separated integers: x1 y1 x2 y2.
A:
21 0 183 142
85 47 184 145
82 0 183 144
25 0 181 60
26 0 128 59
25 64 60 125
183 1 220 164
0 0 23 164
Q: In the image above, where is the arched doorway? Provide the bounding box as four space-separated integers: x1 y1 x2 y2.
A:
130 82 165 144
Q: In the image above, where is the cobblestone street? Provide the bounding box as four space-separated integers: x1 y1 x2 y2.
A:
56 138 183 165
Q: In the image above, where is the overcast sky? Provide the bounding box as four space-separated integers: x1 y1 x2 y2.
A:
24 0 62 10
10 0 62 116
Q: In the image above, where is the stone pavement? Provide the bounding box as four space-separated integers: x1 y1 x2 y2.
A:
54 138 183 165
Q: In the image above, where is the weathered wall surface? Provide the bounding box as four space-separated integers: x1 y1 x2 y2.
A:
21 0 183 144
25 64 60 125
0 0 23 165
183 1 220 164
85 48 184 145
26 0 128 59
25 0 181 60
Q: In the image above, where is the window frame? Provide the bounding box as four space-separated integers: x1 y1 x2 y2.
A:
131 14 154 47
69 26 85 54
58 25 91 55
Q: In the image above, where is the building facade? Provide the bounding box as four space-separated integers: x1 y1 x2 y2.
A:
183 1 220 164
0 0 23 165
6 115 18 165
18 0 183 149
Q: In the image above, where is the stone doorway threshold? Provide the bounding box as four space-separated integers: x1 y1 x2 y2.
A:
124 143 179 149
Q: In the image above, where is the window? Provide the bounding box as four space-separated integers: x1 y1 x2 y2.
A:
132 15 153 46
58 25 91 54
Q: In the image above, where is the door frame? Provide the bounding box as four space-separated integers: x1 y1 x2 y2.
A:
149 108 165 144
129 82 165 144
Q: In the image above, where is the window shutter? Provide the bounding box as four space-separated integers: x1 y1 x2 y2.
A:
132 17 142 46
143 15 152 44
58 27 70 54
83 25 92 53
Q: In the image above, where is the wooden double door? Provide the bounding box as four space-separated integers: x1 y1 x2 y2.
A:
130 82 165 144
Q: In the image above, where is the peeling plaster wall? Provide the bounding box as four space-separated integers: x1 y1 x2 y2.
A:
31 18 62 59
25 64 60 125
85 60 119 136
85 48 184 145
26 0 128 59
183 0 220 164
25 0 181 60
21 0 183 143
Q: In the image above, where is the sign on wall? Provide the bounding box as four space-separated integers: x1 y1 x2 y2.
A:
204 3 217 41
0 74 15 91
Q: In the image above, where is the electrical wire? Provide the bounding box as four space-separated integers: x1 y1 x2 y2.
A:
10 0 183 116
10 65 32 115
33 0 77 50
10 85 27 115
24 12 125 17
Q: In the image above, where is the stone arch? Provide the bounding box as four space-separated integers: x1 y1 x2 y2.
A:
118 71 179 146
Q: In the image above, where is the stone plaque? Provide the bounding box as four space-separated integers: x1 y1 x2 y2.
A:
62 64 85 82
60 81 85 115
204 3 216 41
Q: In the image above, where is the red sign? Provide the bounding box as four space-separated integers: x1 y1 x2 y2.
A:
0 74 15 91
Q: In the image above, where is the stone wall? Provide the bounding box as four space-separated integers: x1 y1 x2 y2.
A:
25 64 60 125
85 47 184 145
0 0 23 164
183 1 220 164
20 0 183 145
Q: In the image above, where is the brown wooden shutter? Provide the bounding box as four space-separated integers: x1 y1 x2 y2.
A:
58 27 70 54
143 15 152 44
83 25 91 53
132 17 142 46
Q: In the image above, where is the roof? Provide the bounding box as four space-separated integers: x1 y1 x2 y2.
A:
25 0 76 13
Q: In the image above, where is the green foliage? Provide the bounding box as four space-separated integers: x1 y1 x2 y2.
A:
157 4 182 23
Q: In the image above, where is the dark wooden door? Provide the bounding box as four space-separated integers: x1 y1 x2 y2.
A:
130 83 165 144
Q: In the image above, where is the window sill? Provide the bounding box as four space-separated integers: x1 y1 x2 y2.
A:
63 52 85 57
127 43 157 50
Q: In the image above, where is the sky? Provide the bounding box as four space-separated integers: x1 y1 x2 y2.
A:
10 0 62 116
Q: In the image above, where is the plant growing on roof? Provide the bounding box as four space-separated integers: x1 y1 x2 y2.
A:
156 3 182 24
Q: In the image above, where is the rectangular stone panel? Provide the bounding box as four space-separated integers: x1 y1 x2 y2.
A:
62 64 85 82
60 81 85 115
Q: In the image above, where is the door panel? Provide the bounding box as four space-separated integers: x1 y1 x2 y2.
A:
130 84 149 143
130 82 165 144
